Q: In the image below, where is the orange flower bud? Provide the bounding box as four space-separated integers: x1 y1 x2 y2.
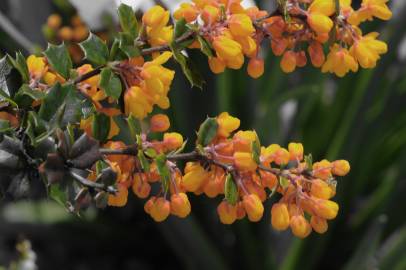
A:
234 152 258 171
310 179 334 199
203 174 223 198
332 160 350 176
281 51 297 73
236 202 246 220
290 215 312 238
163 132 183 150
173 3 198 23
308 42 325 67
182 163 209 192
271 203 290 230
59 26 73 40
144 196 156 214
307 13 334 34
310 216 328 234
313 199 339 220
274 148 290 166
150 197 171 222
228 14 255 37
150 114 170 132
217 112 240 138
170 193 191 218
247 58 264 78
47 14 62 29
242 194 264 222
108 185 128 207
217 201 237 224
233 130 257 152
312 159 332 180
132 175 151 199
288 142 304 161
296 51 307 67
201 5 220 25
271 38 288 56
208 57 226 74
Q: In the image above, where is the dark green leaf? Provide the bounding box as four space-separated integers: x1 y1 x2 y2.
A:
138 151 150 172
119 32 140 58
173 18 188 40
92 112 110 142
43 43 72 79
118 4 138 38
197 35 213 57
0 120 11 133
69 133 101 169
38 83 71 121
79 33 109 66
49 183 68 206
127 114 142 141
252 140 261 164
224 174 238 205
40 153 66 184
14 84 46 108
0 88 18 107
99 67 122 99
155 154 171 193
7 52 29 83
197 117 218 146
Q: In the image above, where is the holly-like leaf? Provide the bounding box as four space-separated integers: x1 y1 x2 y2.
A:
138 151 150 172
197 35 213 57
118 4 138 38
43 43 72 79
7 52 29 83
119 32 141 58
0 56 12 93
173 18 188 40
38 83 72 121
99 67 122 99
155 154 171 193
0 88 18 107
79 33 109 66
197 117 218 146
14 84 46 108
127 114 142 142
92 112 110 142
224 174 238 205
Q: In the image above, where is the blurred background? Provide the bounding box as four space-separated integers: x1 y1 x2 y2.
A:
1 0 406 269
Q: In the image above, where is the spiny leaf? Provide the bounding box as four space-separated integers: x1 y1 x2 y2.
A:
197 117 218 146
38 83 72 121
99 67 122 99
92 112 110 142
7 52 29 83
43 43 72 79
79 33 109 66
118 4 138 38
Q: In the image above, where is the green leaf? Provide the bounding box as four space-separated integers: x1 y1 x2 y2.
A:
224 174 238 205
92 113 110 142
7 52 29 83
144 148 157 159
251 139 261 164
155 154 171 193
173 18 188 40
0 56 12 93
79 33 109 66
0 88 17 107
14 84 46 108
0 120 11 133
39 83 72 121
197 35 213 57
127 114 142 141
197 117 218 146
118 3 138 38
119 32 141 58
99 67 122 99
170 44 205 89
43 43 72 79
279 176 289 189
49 183 68 207
304 154 313 170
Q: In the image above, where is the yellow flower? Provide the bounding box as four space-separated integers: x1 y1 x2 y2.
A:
182 162 209 192
288 142 304 161
290 215 312 238
312 159 332 180
234 151 258 171
350 32 387 68
311 216 328 234
26 55 47 80
271 203 290 230
208 57 226 74
163 132 184 150
124 86 153 119
150 114 170 133
355 0 392 24
216 112 240 138
313 199 339 220
213 36 243 62
142 5 169 29
332 160 351 176
322 44 358 77
217 201 237 224
307 0 335 34
228 14 255 37
170 193 191 218
173 3 198 23
242 194 264 222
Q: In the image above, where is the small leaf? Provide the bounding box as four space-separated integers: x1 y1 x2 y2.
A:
49 183 68 206
0 120 12 133
119 32 141 58
224 174 238 205
138 151 150 172
144 148 157 158
127 114 142 141
279 176 289 189
197 35 213 57
79 33 109 66
118 4 138 38
43 43 72 79
92 112 110 142
173 18 188 40
0 88 18 107
99 67 122 99
155 154 171 193
38 83 71 121
304 154 313 170
197 117 218 146
252 140 261 164
7 52 29 83
14 84 46 108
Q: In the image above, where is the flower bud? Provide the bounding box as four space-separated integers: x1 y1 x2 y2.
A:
234 152 258 171
332 160 350 176
296 51 307 68
310 216 328 234
307 13 333 34
59 26 73 40
271 38 288 56
108 185 128 207
163 132 183 150
208 57 226 74
150 197 170 222
201 5 220 25
144 196 156 214
288 142 304 161
173 3 198 22
308 42 325 67
213 36 242 61
233 130 257 152
236 202 246 220
217 112 240 138
274 148 290 166
228 14 255 37
310 179 334 199
313 199 339 220
182 163 209 192
142 5 169 28
313 159 332 180
150 114 170 132
243 194 264 222
217 201 237 224
47 14 62 29
271 203 290 230
281 51 297 73
170 193 191 218
132 175 151 199
247 58 264 79
290 215 312 238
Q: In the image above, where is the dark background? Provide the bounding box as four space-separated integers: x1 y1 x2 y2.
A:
1 0 405 269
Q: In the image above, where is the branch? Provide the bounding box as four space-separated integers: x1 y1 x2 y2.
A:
69 170 117 193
